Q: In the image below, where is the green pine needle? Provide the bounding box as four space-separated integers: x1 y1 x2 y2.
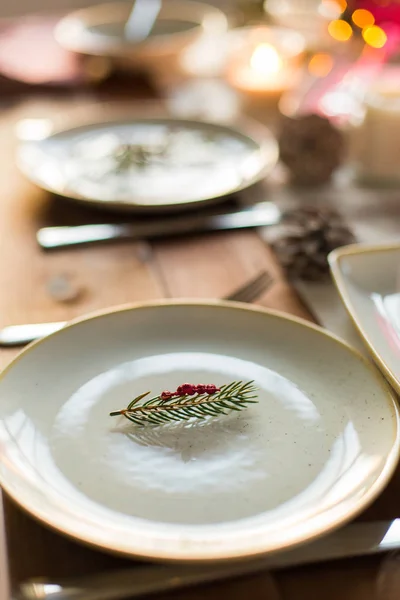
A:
110 381 258 427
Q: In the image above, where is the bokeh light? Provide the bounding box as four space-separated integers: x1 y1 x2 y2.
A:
328 19 353 42
362 25 388 48
319 0 347 19
308 53 334 77
336 0 347 10
352 9 375 29
250 43 283 76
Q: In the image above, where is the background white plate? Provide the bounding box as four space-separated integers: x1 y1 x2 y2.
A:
0 301 398 561
330 243 400 396
17 117 278 213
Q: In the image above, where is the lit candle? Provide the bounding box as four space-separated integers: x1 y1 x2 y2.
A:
225 27 305 121
234 42 288 93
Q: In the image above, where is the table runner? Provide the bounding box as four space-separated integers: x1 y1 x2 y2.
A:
1 98 400 600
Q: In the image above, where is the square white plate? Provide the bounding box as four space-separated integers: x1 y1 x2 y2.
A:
330 243 400 395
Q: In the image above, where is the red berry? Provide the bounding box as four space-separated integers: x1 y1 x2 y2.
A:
177 383 195 396
205 384 219 395
196 384 206 394
161 391 174 400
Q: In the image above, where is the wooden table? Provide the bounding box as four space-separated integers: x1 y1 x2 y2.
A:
1 93 400 600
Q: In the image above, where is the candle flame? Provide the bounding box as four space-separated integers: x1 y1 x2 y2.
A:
250 43 283 77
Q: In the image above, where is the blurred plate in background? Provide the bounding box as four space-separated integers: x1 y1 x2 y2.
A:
54 1 229 81
17 115 278 212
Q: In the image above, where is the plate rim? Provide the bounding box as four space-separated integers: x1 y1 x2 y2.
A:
54 0 229 56
1 298 399 562
329 241 400 396
16 115 279 213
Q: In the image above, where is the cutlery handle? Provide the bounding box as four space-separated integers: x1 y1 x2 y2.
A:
16 519 400 600
0 322 66 346
16 563 263 600
37 224 132 249
36 203 281 249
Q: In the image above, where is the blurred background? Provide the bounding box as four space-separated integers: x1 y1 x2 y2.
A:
1 0 398 138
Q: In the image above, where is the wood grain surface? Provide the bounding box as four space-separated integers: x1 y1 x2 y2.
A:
0 96 400 600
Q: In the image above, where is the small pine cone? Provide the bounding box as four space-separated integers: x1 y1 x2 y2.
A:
278 114 344 186
269 206 355 281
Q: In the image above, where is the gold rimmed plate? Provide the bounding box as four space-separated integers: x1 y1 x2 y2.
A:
0 301 398 561
330 242 400 396
17 116 278 213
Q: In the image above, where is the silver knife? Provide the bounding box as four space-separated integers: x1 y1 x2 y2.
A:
16 519 400 600
37 202 281 250
0 322 67 346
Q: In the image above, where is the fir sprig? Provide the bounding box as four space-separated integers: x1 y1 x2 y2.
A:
110 381 258 427
113 144 158 171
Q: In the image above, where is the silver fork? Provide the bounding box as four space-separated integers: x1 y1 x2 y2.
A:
224 270 273 304
0 271 273 347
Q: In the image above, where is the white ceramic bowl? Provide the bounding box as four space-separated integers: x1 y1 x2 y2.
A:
54 1 229 81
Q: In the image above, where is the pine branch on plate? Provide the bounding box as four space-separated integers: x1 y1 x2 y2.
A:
110 381 258 427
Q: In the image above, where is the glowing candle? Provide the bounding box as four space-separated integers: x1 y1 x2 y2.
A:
228 41 297 96
225 27 305 121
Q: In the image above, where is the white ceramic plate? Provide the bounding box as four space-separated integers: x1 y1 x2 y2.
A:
330 242 400 396
17 117 277 213
0 301 398 561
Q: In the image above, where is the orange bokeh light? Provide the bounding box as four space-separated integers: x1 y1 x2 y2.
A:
352 9 375 29
320 0 347 18
328 19 353 42
308 53 334 77
331 0 347 11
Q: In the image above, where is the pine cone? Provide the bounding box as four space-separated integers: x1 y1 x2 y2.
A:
278 114 344 186
269 206 355 281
